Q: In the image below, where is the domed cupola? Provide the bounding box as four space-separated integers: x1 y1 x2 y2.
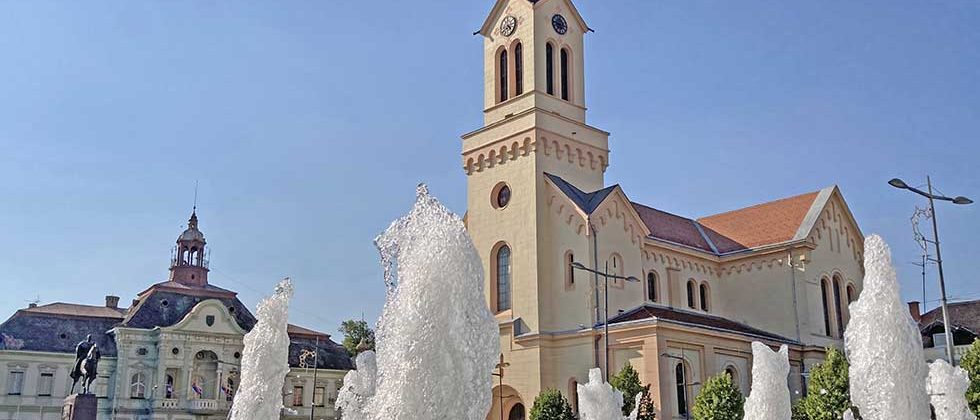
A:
169 210 209 286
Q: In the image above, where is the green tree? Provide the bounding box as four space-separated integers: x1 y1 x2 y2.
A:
632 384 658 420
338 319 375 356
791 399 810 420
960 338 980 416
611 363 644 416
801 347 851 420
691 373 744 420
529 388 575 420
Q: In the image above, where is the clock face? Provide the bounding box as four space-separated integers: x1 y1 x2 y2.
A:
500 15 517 37
552 14 568 35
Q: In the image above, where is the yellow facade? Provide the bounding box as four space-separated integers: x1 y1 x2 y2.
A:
463 1 866 419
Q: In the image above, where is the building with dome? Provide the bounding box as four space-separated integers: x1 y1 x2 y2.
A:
0 211 353 420
464 1 866 419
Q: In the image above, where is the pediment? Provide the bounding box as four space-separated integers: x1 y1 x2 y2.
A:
166 299 245 336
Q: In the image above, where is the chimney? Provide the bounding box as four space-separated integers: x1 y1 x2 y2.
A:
105 295 120 309
908 301 922 323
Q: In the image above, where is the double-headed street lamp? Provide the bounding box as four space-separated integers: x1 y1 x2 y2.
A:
569 261 640 381
889 177 973 364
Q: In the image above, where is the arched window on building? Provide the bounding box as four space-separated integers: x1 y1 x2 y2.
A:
700 282 711 312
569 378 579 414
130 372 146 399
560 48 570 101
675 363 689 417
646 272 658 302
833 276 845 337
725 366 739 387
499 49 509 103
687 280 697 309
514 43 524 96
509 403 526 420
165 374 175 398
496 245 512 312
565 251 575 288
847 284 857 304
546 43 555 95
821 278 832 337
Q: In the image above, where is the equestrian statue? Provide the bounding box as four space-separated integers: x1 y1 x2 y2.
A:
69 335 101 395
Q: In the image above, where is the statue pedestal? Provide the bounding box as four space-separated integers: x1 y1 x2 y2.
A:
62 394 97 420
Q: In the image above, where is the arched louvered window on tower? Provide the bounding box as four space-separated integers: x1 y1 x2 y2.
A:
499 49 509 103
546 43 555 95
514 43 524 96
560 48 570 101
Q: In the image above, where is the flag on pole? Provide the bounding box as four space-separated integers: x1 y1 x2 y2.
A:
192 381 203 397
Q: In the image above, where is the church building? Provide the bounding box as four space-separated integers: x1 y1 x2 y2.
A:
463 1 866 419
0 212 353 420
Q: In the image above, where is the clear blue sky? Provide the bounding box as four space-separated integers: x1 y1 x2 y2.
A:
1 1 977 336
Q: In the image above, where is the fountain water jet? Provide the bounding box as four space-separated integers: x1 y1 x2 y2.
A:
927 359 976 420
741 342 791 420
844 235 930 420
576 368 639 420
337 184 498 420
229 278 294 420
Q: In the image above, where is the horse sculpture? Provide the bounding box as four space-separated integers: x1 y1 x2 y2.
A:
79 344 101 395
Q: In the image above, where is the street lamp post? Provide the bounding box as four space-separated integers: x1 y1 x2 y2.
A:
889 177 973 364
570 261 640 381
491 354 510 420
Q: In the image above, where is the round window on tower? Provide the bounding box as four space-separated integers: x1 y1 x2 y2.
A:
492 182 512 209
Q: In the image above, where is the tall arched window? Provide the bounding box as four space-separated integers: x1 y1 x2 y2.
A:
821 278 832 336
514 43 524 96
496 245 512 312
546 43 555 95
725 366 740 391
565 251 575 287
700 283 710 312
499 49 509 102
847 284 857 304
130 372 146 399
675 363 688 417
165 374 174 398
833 276 845 337
560 48 570 101
509 403 526 420
569 378 579 414
687 280 697 309
646 272 658 302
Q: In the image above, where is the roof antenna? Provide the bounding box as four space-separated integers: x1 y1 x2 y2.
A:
26 295 40 308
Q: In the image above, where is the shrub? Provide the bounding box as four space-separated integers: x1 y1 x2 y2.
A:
529 388 575 420
691 373 744 420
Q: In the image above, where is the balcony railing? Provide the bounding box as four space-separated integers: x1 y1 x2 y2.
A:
155 398 181 409
188 399 227 413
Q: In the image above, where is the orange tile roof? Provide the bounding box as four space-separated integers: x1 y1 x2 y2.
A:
697 191 820 253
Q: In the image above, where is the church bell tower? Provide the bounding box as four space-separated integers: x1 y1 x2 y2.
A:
169 210 209 287
462 0 610 336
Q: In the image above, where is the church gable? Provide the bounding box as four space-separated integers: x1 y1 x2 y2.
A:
801 187 865 263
